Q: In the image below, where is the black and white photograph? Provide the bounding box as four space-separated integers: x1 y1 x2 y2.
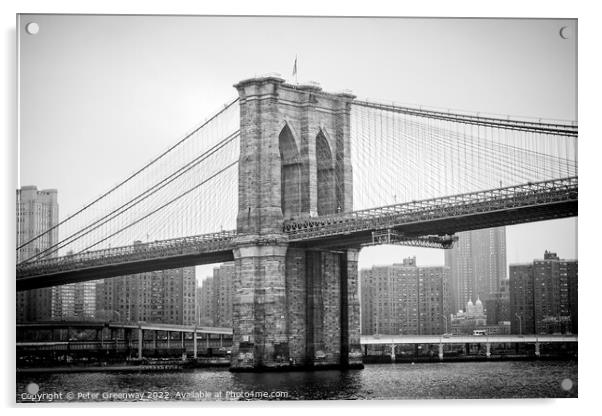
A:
5 3 589 407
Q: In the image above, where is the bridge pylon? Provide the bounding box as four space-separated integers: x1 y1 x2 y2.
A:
231 76 362 370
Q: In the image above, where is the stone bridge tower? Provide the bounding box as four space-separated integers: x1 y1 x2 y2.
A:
231 76 362 371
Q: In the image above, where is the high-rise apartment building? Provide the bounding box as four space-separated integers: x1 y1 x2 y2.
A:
444 227 506 315
360 258 449 336
509 251 577 334
196 262 234 327
16 186 58 322
213 263 234 327
484 278 510 325
197 278 214 326
96 243 196 325
73 281 97 319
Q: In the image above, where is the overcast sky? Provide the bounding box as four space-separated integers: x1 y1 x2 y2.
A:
18 15 577 281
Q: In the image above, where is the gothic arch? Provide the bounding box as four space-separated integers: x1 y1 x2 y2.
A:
279 124 302 219
316 130 336 215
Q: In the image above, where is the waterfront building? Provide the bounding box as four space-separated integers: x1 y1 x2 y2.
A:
444 227 506 316
509 251 577 334
360 257 449 335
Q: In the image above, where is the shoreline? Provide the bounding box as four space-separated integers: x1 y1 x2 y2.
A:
16 355 576 374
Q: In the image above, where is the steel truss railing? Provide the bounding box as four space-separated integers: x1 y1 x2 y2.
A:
16 230 237 278
365 229 459 249
283 177 578 240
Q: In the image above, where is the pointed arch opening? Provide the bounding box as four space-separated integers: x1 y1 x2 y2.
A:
316 130 336 215
279 124 302 219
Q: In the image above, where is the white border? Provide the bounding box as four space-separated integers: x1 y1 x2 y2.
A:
2 0 599 414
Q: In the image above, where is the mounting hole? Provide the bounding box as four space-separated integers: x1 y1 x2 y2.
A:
560 378 573 391
559 26 570 40
26 22 40 35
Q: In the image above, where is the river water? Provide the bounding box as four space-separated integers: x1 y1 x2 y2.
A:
16 360 577 402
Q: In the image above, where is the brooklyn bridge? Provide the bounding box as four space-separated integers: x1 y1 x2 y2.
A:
16 75 578 371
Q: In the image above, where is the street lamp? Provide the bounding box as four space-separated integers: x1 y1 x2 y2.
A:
515 313 523 335
442 315 448 334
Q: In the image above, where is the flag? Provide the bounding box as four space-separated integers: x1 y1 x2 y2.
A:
292 56 297 78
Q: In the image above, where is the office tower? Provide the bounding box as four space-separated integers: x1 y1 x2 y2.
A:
444 227 506 315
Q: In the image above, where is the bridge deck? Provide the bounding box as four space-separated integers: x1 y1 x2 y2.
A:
17 177 577 290
17 321 233 335
361 334 578 344
284 177 577 248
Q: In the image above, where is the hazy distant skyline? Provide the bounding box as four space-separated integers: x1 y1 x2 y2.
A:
17 15 577 281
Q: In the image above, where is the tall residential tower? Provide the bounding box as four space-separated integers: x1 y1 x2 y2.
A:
16 186 58 322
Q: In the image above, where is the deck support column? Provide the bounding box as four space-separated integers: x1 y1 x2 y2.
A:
137 327 143 359
193 328 198 359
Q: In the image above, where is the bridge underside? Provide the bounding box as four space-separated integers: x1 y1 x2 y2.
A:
291 199 578 249
16 250 234 291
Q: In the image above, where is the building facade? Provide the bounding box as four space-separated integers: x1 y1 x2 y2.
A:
444 227 506 316
16 186 58 322
360 258 449 336
484 278 510 325
509 251 577 335
96 245 196 325
195 262 234 327
197 277 215 326
450 298 487 335
213 263 234 328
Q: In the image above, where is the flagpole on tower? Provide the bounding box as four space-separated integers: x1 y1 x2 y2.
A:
292 55 298 85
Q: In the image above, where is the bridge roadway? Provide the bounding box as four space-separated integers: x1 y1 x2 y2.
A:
361 334 578 345
362 334 577 360
16 177 577 290
17 321 577 345
17 321 233 335
17 321 233 361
